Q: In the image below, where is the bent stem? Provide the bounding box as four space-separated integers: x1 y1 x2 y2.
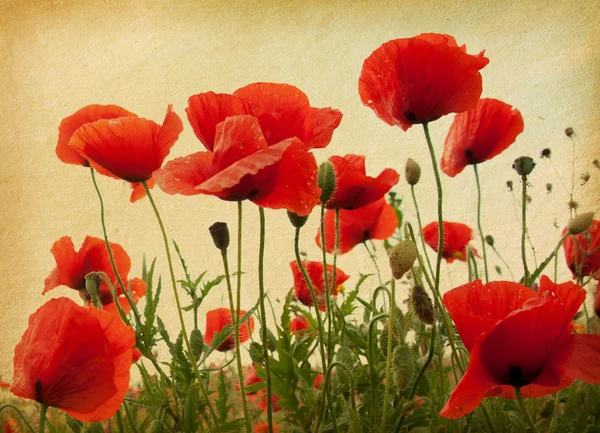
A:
473 164 489 283
38 404 47 433
141 182 217 428
220 247 251 433
257 207 274 433
368 313 389 425
515 387 540 433
380 279 396 433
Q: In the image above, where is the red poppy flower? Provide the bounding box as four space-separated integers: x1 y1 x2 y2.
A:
562 220 600 279
155 115 321 216
204 308 254 352
290 316 311 335
313 374 324 390
186 83 342 151
441 98 524 177
422 221 477 263
253 421 279 433
242 365 264 392
359 33 489 131
68 105 183 201
317 198 398 254
11 298 135 422
258 391 281 413
324 154 399 209
439 276 600 419
43 236 146 315
290 261 350 310
4 419 18 433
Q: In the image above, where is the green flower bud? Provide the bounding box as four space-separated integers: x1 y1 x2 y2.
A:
389 240 418 279
85 272 102 306
485 235 494 247
190 329 204 360
392 344 414 391
263 328 278 352
317 161 336 203
287 211 309 229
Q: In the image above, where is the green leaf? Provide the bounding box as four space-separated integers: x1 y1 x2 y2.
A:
183 385 200 433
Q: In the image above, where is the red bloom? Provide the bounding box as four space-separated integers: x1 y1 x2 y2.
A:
289 316 311 335
155 115 321 216
258 390 281 413
422 221 476 263
11 298 135 422
317 198 398 254
359 33 489 131
313 374 324 390
563 220 600 279
186 83 342 151
253 420 279 433
441 98 524 177
132 348 142 363
68 105 183 201
204 308 254 352
290 261 350 310
243 365 264 392
324 154 399 209
440 276 600 419
43 236 146 315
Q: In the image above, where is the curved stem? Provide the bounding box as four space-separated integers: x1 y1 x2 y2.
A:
515 386 540 433
141 182 217 428
364 242 383 286
411 185 435 278
473 164 489 283
0 405 36 433
257 207 274 433
371 286 391 314
368 313 389 425
325 362 357 413
38 404 47 433
520 175 530 285
380 280 396 433
221 248 251 433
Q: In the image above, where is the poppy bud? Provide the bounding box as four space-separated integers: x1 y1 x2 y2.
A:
287 211 309 229
568 212 594 235
538 398 555 418
392 344 414 391
262 328 278 352
85 272 102 306
546 183 553 193
389 240 418 279
249 342 264 364
66 416 83 433
405 158 421 186
336 346 354 367
540 148 551 159
209 222 230 251
190 329 204 360
315 390 325 410
317 161 336 203
506 180 513 191
410 285 435 325
485 235 494 247
512 156 535 177
565 127 574 137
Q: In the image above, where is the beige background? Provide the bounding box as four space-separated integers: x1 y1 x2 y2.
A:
1 0 599 383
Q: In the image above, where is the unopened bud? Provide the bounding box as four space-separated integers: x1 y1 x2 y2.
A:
287 211 309 228
546 183 553 193
538 398 555 418
209 222 230 251
410 285 435 325
485 235 494 247
190 329 204 360
336 346 354 367
389 240 418 279
568 212 594 235
317 162 336 203
565 127 574 137
405 158 421 186
392 344 414 391
540 148 551 159
513 156 536 177
263 328 277 352
249 342 264 364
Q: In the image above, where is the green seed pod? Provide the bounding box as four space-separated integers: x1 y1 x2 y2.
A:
379 318 403 357
538 397 555 419
190 329 204 360
263 328 278 352
405 158 421 186
392 344 414 391
249 342 264 364
336 346 354 367
389 240 418 279
513 156 536 177
85 272 102 306
568 211 594 235
410 285 435 325
317 161 336 203
209 222 230 251
287 211 309 229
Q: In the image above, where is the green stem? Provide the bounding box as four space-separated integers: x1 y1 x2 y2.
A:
141 182 217 428
364 242 383 286
473 164 489 282
220 248 251 433
38 404 47 433
490 245 516 281
0 405 35 433
368 313 389 425
257 207 274 433
520 175 530 285
411 185 435 278
123 402 140 433
371 286 391 314
527 233 569 284
319 203 334 364
331 208 341 336
380 279 396 433
515 387 540 433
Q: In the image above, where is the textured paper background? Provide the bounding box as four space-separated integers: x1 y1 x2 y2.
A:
1 0 599 383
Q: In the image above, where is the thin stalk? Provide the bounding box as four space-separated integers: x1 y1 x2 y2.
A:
38 404 47 433
490 245 516 281
0 405 35 433
371 286 391 314
257 207 274 433
116 408 125 433
520 175 530 285
319 203 334 364
411 185 435 277
473 164 489 282
364 241 383 286
515 387 540 433
220 248 251 433
380 279 396 433
141 182 217 428
527 233 569 284
368 313 389 425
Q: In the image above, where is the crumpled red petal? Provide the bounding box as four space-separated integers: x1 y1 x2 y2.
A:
423 221 474 262
155 152 215 196
290 261 350 308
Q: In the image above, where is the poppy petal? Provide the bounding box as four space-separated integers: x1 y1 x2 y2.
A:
212 115 269 172
290 261 350 308
155 152 215 196
546 334 600 385
443 280 539 352
57 105 137 166
423 221 474 263
186 92 251 151
129 177 155 203
303 107 343 149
